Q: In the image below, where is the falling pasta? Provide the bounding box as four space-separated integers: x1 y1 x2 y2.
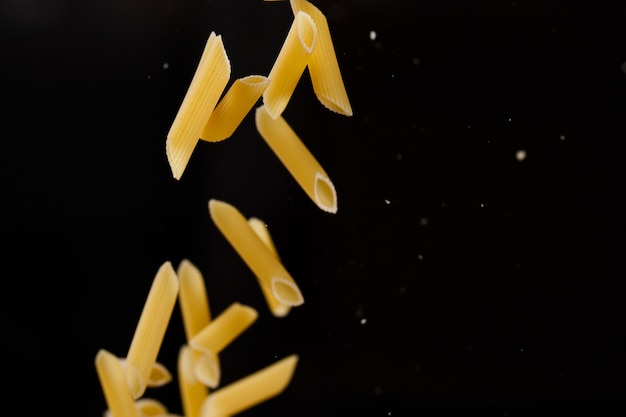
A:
166 32 231 180
262 11 318 119
255 105 338 213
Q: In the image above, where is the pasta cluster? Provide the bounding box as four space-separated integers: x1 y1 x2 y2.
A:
96 1 352 416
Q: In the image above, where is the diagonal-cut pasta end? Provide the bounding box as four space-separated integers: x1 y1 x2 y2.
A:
271 276 304 306
135 398 169 416
147 361 173 387
166 135 197 181
314 172 337 213
316 93 353 117
194 351 221 389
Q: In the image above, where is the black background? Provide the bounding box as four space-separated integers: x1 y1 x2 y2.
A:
1 0 625 416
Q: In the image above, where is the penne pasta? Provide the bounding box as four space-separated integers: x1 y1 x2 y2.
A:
177 259 212 341
289 0 353 116
96 349 139 417
247 217 292 317
209 199 305 310
255 105 337 213
201 75 270 142
166 31 231 180
179 345 209 417
189 302 258 388
199 354 299 417
262 11 318 119
125 261 180 399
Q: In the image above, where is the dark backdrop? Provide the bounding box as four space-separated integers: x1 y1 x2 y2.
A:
1 1 624 416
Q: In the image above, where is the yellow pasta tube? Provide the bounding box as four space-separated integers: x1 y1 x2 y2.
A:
199 354 299 417
95 349 139 417
179 345 209 417
289 0 353 116
255 105 337 213
125 261 180 399
177 259 212 341
166 31 231 180
201 75 270 142
209 199 305 309
247 217 291 317
189 302 258 388
262 11 317 119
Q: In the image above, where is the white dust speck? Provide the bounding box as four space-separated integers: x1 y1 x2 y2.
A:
441 202 447 207
560 134 566 141
391 74 395 78
384 199 390 205
419 217 428 226
360 318 367 325
520 348 524 352
467 125 471 129
508 117 512 122
162 62 169 70
369 30 377 41
515 149 527 161
480 203 485 208
418 254 424 261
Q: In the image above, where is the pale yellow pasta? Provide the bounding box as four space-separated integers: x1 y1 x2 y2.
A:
199 354 299 417
255 105 337 213
146 361 173 387
201 75 270 142
178 345 209 417
289 0 353 116
125 261 180 399
189 302 258 388
262 11 318 119
95 349 139 417
166 31 231 180
209 199 305 310
177 259 212 341
247 217 292 318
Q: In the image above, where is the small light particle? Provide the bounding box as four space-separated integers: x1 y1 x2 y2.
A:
441 202 447 208
418 254 424 261
412 57 420 66
360 318 367 325
384 199 390 205
162 62 169 70
480 203 485 208
560 134 566 141
419 217 428 226
369 30 377 41
520 348 524 352
515 149 527 161
396 154 403 160
391 74 395 78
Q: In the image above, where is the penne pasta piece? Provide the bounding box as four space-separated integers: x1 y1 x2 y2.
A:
209 199 305 310
199 354 299 417
179 345 209 417
189 302 258 388
177 259 212 341
289 0 353 116
96 349 139 417
201 75 271 142
134 398 169 416
166 32 231 180
147 361 173 388
262 11 318 119
125 261 180 399
247 217 292 318
247 217 279 260
255 105 337 213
